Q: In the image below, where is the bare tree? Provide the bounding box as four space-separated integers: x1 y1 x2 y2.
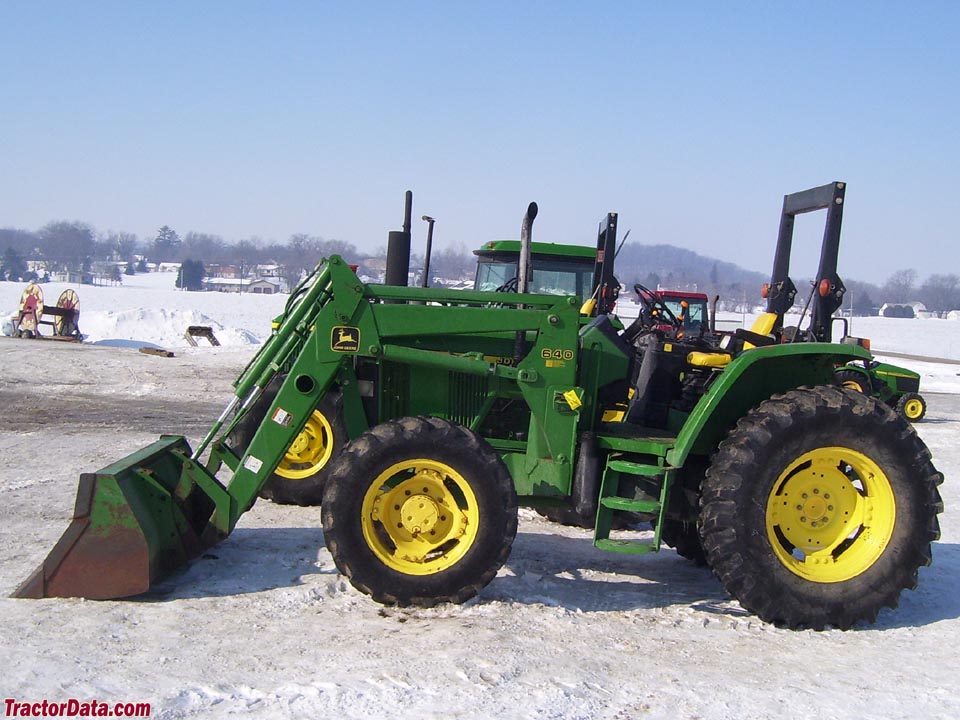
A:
181 232 225 262
0 228 39 257
919 274 960 314
882 269 917 304
38 221 95 272
429 245 474 281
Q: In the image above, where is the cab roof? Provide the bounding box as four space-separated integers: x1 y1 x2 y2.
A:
473 241 596 259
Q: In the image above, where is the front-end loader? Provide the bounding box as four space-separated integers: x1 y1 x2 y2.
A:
14 184 943 630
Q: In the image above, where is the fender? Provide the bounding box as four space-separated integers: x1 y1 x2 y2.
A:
666 342 872 466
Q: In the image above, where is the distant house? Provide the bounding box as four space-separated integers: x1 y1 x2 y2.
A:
50 270 87 284
248 278 281 294
203 277 282 294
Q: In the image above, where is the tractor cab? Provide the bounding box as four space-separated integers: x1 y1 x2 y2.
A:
632 287 710 335
473 240 597 302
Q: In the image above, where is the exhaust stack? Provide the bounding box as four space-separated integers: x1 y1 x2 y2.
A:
385 190 413 287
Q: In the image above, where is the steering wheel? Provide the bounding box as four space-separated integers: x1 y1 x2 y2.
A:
495 276 519 293
633 283 682 328
620 283 683 345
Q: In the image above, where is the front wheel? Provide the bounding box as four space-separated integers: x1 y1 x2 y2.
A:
260 391 346 505
322 417 518 606
896 392 927 422
700 386 942 629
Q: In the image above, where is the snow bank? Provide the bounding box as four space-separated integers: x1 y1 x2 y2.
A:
0 273 284 348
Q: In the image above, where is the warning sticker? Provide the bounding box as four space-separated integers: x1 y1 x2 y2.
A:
272 407 292 427
243 455 264 474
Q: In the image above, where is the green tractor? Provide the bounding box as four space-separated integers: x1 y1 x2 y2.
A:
835 358 926 422
749 180 928 423
15 184 943 630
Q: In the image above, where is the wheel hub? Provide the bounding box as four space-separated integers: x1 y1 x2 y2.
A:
766 447 895 582
275 410 335 480
400 494 441 536
362 461 477 575
801 494 828 522
289 433 311 454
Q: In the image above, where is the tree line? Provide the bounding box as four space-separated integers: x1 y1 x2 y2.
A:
0 221 366 291
2 221 956 313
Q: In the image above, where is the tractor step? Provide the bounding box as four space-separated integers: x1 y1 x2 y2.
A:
599 496 662 513
594 453 676 555
606 460 676 476
594 538 659 556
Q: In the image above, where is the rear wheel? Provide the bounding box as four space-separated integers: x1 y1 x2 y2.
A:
835 368 871 394
659 518 707 566
896 392 927 422
322 417 518 606
700 386 942 629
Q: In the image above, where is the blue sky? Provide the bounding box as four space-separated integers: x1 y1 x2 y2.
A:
1 1 957 284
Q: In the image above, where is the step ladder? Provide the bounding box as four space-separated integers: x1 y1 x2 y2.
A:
593 456 675 555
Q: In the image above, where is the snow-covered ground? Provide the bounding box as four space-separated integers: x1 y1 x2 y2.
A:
0 275 958 719
1 271 283 348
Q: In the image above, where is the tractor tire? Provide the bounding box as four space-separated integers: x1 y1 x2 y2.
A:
534 505 594 528
700 386 942 629
834 368 871 394
227 377 346 506
259 391 346 505
322 416 518 606
659 518 707 566
896 392 927 423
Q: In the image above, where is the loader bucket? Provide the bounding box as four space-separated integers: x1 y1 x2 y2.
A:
13 436 217 600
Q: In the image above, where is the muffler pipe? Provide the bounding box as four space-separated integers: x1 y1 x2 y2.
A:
517 202 538 295
421 215 435 288
514 202 538 364
385 190 413 288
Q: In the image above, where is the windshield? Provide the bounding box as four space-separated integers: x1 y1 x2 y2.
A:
475 258 595 300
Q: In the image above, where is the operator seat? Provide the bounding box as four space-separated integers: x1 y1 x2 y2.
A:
686 312 779 368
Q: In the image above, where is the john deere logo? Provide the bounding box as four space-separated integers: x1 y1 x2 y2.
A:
331 326 360 352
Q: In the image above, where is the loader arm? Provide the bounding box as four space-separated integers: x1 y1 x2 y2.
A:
15 254 597 599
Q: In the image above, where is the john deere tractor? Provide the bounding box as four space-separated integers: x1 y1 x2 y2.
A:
835 359 927 422
15 183 943 630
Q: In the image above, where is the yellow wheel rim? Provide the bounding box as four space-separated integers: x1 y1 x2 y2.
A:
765 447 895 583
360 459 479 576
275 410 335 480
903 398 924 420
841 379 867 393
